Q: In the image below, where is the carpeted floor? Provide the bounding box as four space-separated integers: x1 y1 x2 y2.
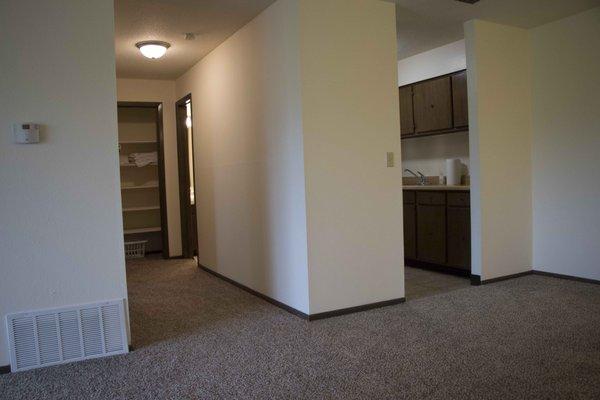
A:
1 257 600 399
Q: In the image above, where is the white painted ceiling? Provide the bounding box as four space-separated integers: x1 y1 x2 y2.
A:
115 0 600 79
115 0 275 79
389 0 600 59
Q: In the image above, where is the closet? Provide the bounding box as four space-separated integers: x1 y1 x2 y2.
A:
117 102 168 257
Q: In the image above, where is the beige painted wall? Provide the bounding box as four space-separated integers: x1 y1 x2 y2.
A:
465 20 533 280
175 0 403 314
117 79 182 257
176 0 310 312
0 0 127 365
299 0 404 313
530 7 600 281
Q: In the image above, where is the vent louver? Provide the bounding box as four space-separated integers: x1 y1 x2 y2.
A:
6 300 128 372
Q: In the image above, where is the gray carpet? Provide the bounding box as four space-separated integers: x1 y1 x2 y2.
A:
2 257 600 399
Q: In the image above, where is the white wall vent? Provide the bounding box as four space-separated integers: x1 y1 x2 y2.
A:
6 299 128 372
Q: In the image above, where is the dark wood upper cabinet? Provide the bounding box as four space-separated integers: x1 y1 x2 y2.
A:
399 86 415 137
399 70 468 139
452 71 469 128
413 76 453 134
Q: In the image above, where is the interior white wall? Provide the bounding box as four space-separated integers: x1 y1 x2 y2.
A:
0 0 127 366
117 79 182 257
530 7 600 281
300 0 404 313
465 20 533 280
398 40 469 179
175 0 310 313
397 40 466 87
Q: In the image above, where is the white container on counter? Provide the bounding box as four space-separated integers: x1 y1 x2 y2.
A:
446 158 462 186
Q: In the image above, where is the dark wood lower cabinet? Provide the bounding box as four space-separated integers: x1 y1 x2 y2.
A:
446 206 470 270
416 204 446 264
403 202 416 259
404 190 471 274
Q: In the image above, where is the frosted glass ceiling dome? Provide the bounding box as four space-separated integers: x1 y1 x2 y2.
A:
135 41 171 59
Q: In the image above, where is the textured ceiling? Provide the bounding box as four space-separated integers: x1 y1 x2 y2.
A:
114 0 275 79
115 0 600 79
388 0 600 59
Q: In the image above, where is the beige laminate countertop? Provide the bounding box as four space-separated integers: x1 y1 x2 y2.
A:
403 185 470 191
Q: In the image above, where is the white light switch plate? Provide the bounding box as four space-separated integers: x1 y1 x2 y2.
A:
386 152 394 168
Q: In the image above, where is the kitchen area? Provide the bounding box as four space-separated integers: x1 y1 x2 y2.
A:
398 47 473 298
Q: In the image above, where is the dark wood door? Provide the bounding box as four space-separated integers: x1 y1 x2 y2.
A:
447 206 470 270
413 76 452 133
452 71 469 128
403 192 416 259
417 204 446 264
399 86 414 137
189 204 198 256
176 94 198 259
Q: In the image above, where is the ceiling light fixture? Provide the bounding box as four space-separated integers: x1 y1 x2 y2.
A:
135 41 171 59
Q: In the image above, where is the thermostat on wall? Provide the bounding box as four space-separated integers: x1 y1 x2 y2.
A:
13 123 40 144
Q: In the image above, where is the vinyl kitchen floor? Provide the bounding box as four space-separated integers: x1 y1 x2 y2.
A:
404 266 471 300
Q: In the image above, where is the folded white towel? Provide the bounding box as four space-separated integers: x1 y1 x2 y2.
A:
129 152 158 167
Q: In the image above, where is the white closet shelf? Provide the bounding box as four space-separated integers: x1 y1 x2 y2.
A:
121 183 159 190
122 206 160 212
121 183 158 190
124 227 162 234
119 140 157 144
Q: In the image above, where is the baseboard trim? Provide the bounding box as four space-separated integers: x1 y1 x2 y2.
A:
0 346 136 375
197 264 310 319
471 270 600 287
471 271 533 286
197 262 406 320
307 298 406 321
532 271 600 285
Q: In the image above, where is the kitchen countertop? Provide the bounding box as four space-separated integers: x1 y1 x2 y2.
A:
403 185 470 191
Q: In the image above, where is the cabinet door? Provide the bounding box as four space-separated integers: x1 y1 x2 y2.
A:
403 202 416 259
447 206 470 270
399 86 414 137
452 71 469 128
413 76 452 133
417 204 446 264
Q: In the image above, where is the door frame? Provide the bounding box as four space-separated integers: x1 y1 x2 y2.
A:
117 101 170 258
175 94 197 258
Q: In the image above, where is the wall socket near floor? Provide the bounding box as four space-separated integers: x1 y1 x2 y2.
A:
386 152 395 168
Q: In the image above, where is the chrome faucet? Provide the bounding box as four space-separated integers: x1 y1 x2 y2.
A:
404 169 427 186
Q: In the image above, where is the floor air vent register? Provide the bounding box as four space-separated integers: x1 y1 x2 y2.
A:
6 300 128 372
